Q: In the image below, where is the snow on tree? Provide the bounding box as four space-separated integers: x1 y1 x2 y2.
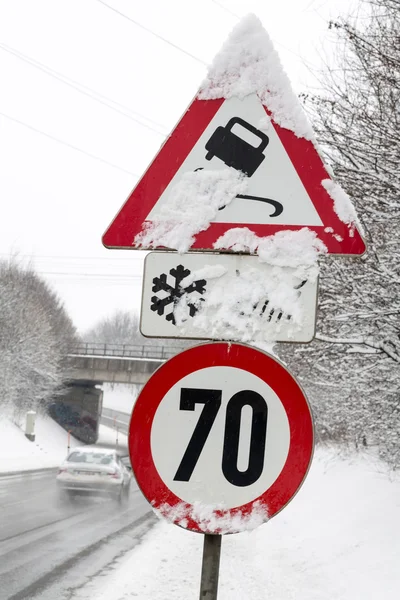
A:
281 0 400 466
0 260 77 420
84 310 142 346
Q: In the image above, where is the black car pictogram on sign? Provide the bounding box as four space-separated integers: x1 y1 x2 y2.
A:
205 117 269 177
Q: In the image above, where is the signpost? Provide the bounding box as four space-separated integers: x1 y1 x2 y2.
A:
102 12 365 600
128 342 313 598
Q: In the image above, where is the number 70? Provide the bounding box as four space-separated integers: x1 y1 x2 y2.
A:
173 388 268 487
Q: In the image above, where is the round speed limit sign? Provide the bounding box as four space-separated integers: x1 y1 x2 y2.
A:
128 342 314 534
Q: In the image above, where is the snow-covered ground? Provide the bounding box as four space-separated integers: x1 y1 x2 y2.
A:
0 415 80 473
76 447 400 600
102 383 140 414
0 383 138 475
1 407 399 599
0 414 127 474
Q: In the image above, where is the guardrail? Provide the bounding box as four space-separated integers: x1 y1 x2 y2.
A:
101 407 130 435
68 342 188 361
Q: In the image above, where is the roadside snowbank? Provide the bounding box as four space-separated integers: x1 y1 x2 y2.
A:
0 414 127 474
0 415 80 473
85 448 400 600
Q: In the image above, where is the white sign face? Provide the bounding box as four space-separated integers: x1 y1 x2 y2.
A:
150 365 290 509
147 94 323 227
129 342 314 533
140 252 318 343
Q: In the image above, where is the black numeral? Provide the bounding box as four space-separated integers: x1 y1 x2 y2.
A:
222 390 268 487
174 388 268 487
173 388 222 482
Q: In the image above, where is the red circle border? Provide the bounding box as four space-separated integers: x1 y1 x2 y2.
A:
128 342 314 533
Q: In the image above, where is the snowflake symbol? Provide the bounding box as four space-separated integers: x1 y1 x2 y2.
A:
151 265 206 325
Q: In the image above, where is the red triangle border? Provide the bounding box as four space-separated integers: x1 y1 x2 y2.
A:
103 97 366 256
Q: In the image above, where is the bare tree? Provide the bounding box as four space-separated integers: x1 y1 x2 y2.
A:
281 0 400 465
84 309 190 351
84 310 141 346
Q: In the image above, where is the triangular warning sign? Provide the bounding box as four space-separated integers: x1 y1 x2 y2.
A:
103 17 365 256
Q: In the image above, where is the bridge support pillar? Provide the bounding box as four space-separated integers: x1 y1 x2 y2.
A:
48 384 103 444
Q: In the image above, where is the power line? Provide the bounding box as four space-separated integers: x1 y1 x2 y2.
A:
0 111 139 177
211 0 241 20
37 271 144 283
94 0 207 66
0 255 145 279
45 280 143 287
50 280 142 286
43 276 143 286
0 43 161 126
0 43 167 137
39 271 143 278
0 253 145 261
15 264 143 272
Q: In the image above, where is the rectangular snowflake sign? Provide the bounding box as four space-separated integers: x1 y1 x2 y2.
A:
140 252 318 344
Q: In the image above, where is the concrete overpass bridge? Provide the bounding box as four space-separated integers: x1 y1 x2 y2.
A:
53 343 188 444
63 342 188 385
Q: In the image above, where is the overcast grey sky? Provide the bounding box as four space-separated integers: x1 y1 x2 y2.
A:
0 0 357 334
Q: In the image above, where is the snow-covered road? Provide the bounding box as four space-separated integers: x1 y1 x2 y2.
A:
0 470 153 599
0 418 149 600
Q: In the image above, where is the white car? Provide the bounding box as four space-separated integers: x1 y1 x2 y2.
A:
56 447 131 502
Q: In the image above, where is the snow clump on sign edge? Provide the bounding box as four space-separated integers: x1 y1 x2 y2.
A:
170 229 326 344
174 263 310 343
322 179 364 236
154 499 269 534
198 13 314 140
135 168 247 253
214 227 327 281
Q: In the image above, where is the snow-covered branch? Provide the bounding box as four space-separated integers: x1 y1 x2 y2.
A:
0 260 77 418
284 0 400 467
315 333 400 363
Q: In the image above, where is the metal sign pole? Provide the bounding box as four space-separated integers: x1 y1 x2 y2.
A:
199 534 222 600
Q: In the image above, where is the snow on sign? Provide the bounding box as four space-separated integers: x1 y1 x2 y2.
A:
102 16 365 256
140 252 318 343
128 343 314 534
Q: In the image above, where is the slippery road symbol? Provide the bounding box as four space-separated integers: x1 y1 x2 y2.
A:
205 117 269 177
232 193 283 217
202 117 284 217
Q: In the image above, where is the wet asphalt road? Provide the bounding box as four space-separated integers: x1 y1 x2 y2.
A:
0 469 153 600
